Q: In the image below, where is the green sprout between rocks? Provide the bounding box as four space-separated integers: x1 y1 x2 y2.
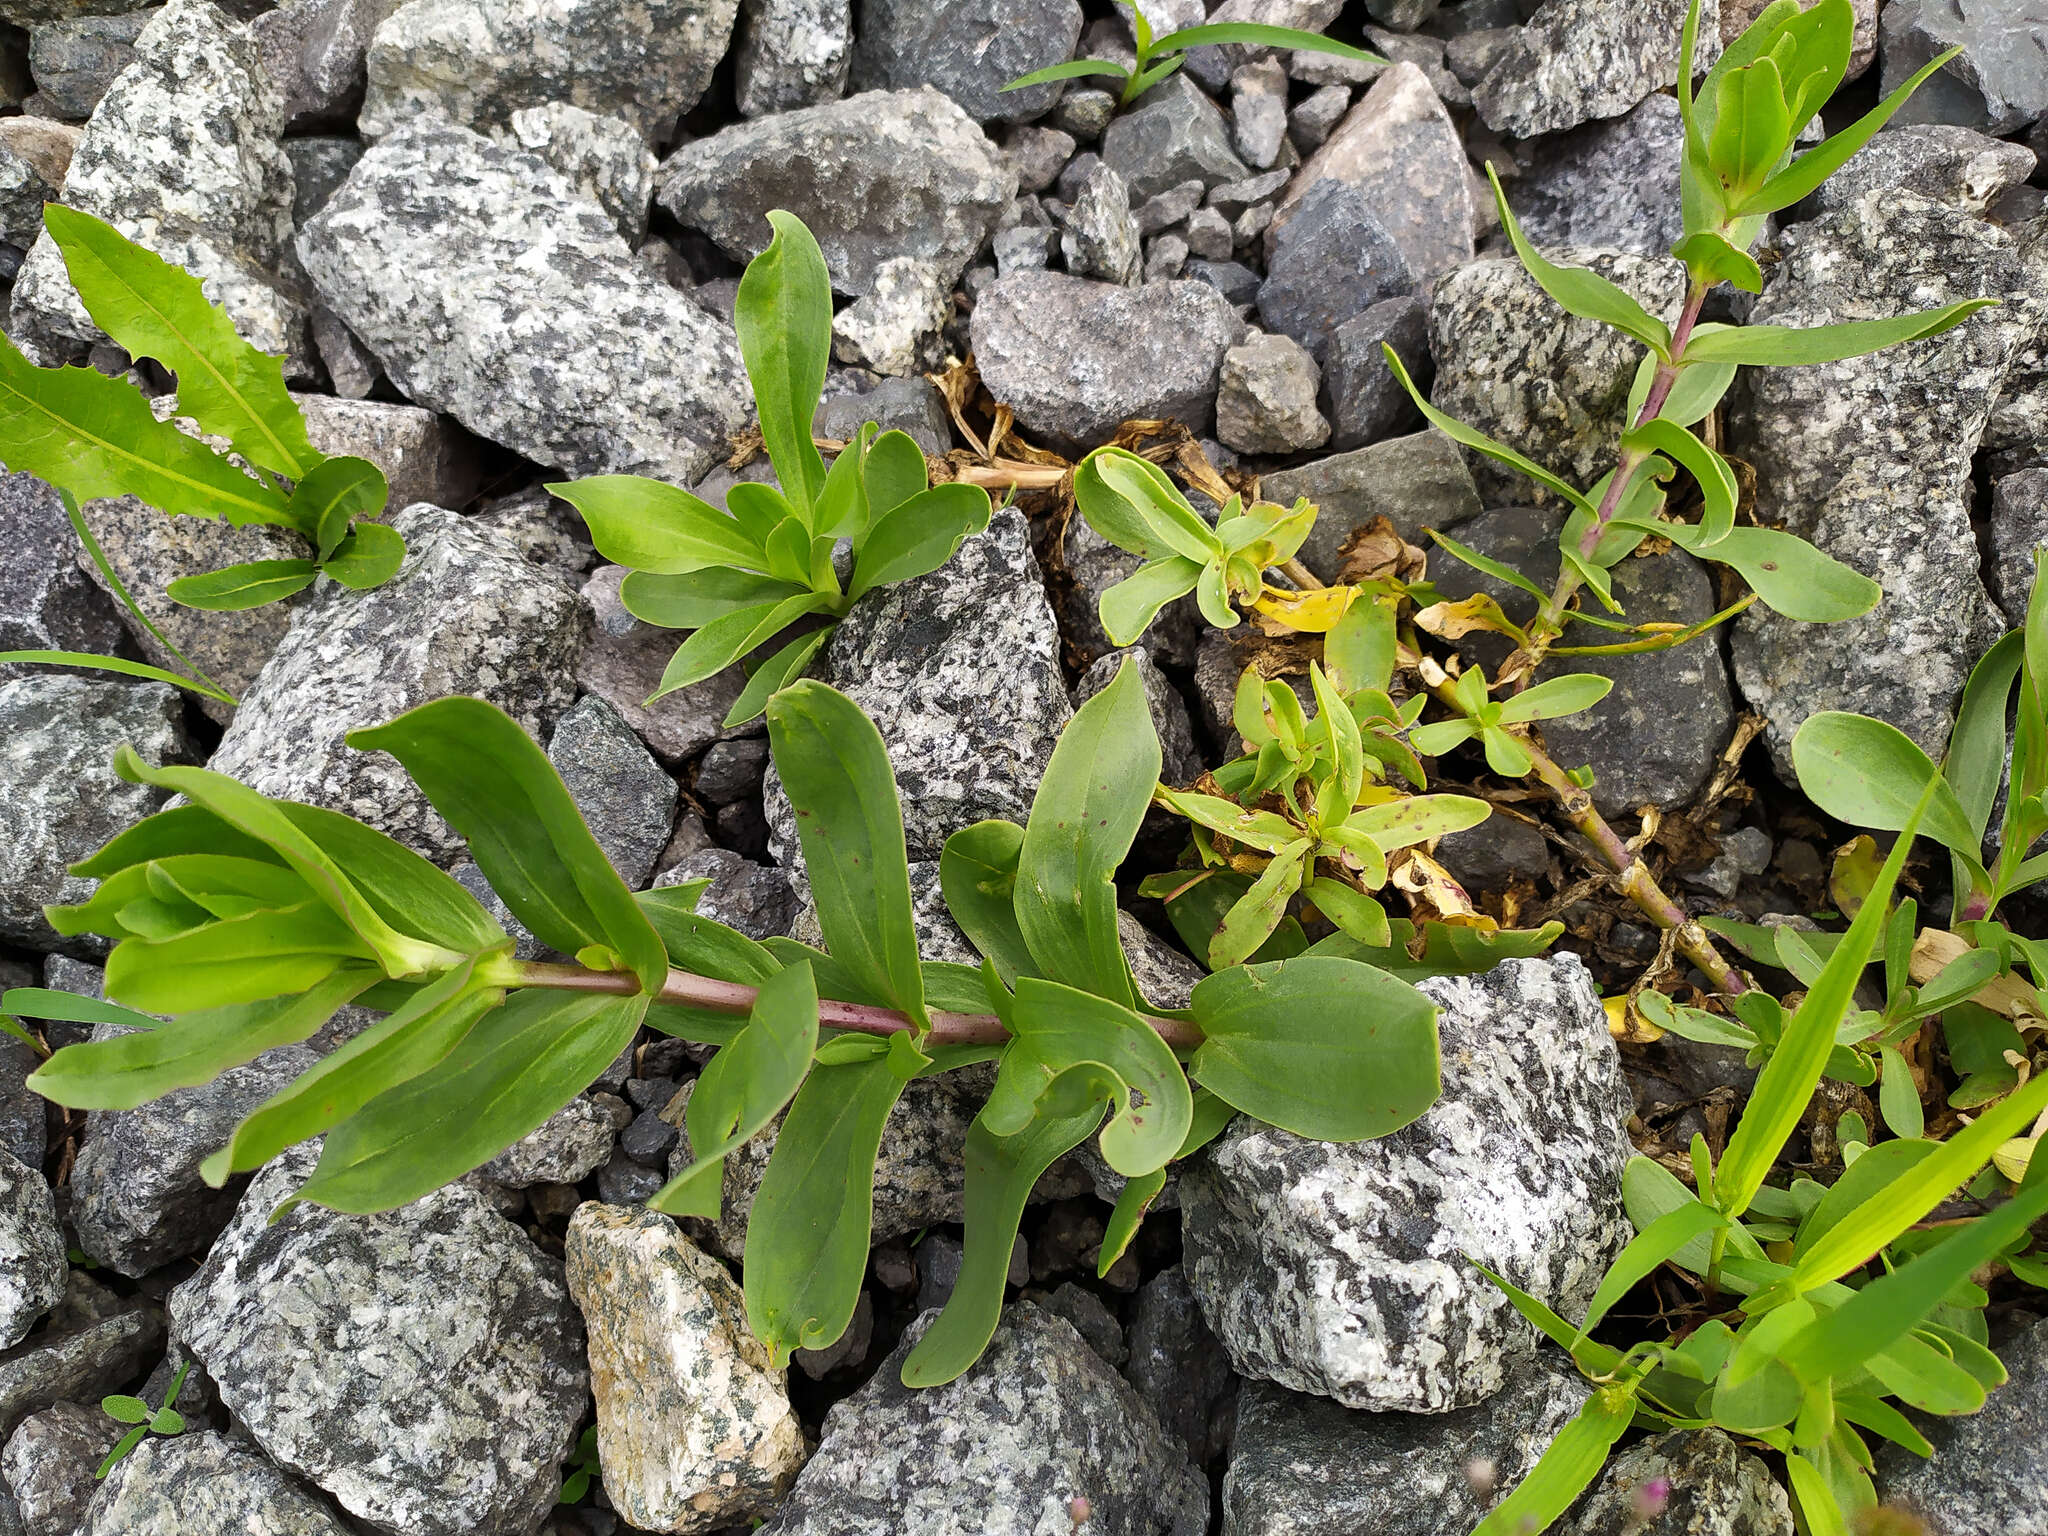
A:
97 1359 189 1479
0 206 408 703
1004 5 1384 109
550 212 993 725
14 660 1443 1386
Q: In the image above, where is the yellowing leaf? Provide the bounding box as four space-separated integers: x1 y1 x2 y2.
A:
1251 583 1359 634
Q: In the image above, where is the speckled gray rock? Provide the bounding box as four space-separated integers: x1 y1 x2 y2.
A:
1257 180 1414 361
1473 0 1721 138
815 373 951 456
301 121 750 486
763 508 1070 863
657 849 800 940
565 1204 804 1533
1797 123 2035 221
547 694 676 889
204 507 582 863
1179 0 1338 92
1231 58 1287 170
1222 1359 1589 1535
1262 428 1482 583
576 565 749 765
499 103 656 244
250 0 395 129
1509 94 1687 257
285 135 363 225
1124 1265 1236 1465
658 89 1014 296
1060 160 1140 285
850 0 1081 125
0 675 191 948
25 10 148 119
1101 74 1248 201
1875 1313 2048 1535
763 1302 1208 1536
1560 1429 1793 1536
1880 0 2048 137
477 1097 616 1188
1078 649 1203 786
3 1400 118 1536
1270 64 1472 288
0 1035 40 1174
297 393 475 513
0 1153 62 1351
1319 296 1429 452
829 255 950 375
1216 332 1329 454
71 1036 320 1278
734 0 850 116
360 0 735 140
1991 469 2048 625
1181 955 1632 1412
0 119 75 251
171 1144 586 1536
1729 193 2038 776
11 0 309 376
1428 248 1686 505
0 472 127 681
972 272 1242 455
79 1431 354 1536
0 1302 163 1440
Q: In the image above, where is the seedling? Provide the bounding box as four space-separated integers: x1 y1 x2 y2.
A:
97 1360 188 1478
558 1426 600 1502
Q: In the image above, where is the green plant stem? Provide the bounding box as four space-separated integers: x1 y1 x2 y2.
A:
512 960 1208 1052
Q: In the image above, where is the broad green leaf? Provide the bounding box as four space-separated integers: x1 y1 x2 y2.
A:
1877 1045 1924 1139
1793 1138 1937 1259
346 696 668 992
1945 630 2022 842
1706 57 1791 199
279 801 506 957
102 1398 150 1425
737 210 830 520
1325 596 1395 695
293 989 646 1213
900 1081 1110 1386
1645 521 1879 622
127 854 310 923
103 901 374 1013
651 591 827 699
1158 871 1308 970
1210 839 1310 969
847 483 992 599
1495 674 1614 724
766 681 927 1026
1015 658 1159 1008
745 1053 908 1364
45 204 316 479
320 521 406 590
940 819 1038 985
1153 787 1301 852
1100 555 1204 647
1672 230 1764 293
857 428 929 525
1345 794 1490 850
1791 712 1983 869
1001 57 1131 91
724 480 796 552
25 969 376 1111
809 425 870 542
549 475 767 574
1072 448 1221 563
165 559 316 611
1491 166 1671 356
1096 1087 1236 1276
1301 878 1390 945
1470 1387 1637 1536
1682 300 1997 366
1786 1455 1850 1536
621 568 809 630
1383 347 1599 517
1303 918 1564 982
636 886 780 986
1152 22 1383 64
1189 956 1439 1140
291 454 388 559
1579 1200 1726 1339
1622 419 1738 544
654 960 819 1217
722 624 833 728
197 962 502 1183
0 333 294 527
1407 718 1478 757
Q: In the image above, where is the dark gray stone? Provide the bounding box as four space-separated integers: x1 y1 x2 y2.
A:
733 0 850 117
1216 331 1329 454
1287 83 1350 154
283 136 364 227
1991 468 2048 625
762 508 1070 862
1262 428 1483 583
1100 74 1248 201
1320 295 1429 451
1437 812 1551 893
1060 159 1140 285
656 849 800 940
1560 1428 1793 1535
0 119 74 250
761 1303 1208 1536
2 1400 118 1536
1077 648 1203 786
1003 124 1076 193
0 471 129 683
80 1431 353 1536
1180 0 1337 92
0 1152 62 1351
1051 85 1117 142
0 1302 163 1440
1124 1265 1236 1466
658 88 1015 296
693 738 768 803
618 1107 677 1163
1135 177 1205 237
596 1150 664 1205
1796 122 2035 221
1875 1313 2048 1535
1181 956 1632 1411
0 675 192 949
1420 502 1562 671
1880 0 2048 136
301 120 750 487
477 1097 616 1187
1043 1281 1125 1367
547 694 676 889
850 0 1081 124
1187 255 1258 304
251 0 393 130
971 271 1242 456
25 9 148 119
577 564 750 767
1256 179 1413 361
204 507 582 863
815 374 951 456
171 1144 587 1536
1221 1359 1589 1536
1510 93 1687 257
1473 0 1722 138
0 1034 41 1173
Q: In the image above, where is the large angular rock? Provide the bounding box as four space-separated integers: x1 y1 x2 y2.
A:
1561 1429 1793 1535
1990 468 2048 625
1509 94 1687 258
1473 0 1721 138
1729 193 2038 775
71 1035 320 1277
1797 123 2035 221
0 676 192 948
1262 428 1483 582
547 694 677 889
1875 1313 2048 1536
25 10 149 120
477 1098 616 1188
360 0 737 141
1880 0 2048 137
0 1152 63 1351
252 0 399 129
1319 296 1430 451
205 507 582 863
0 472 128 680
0 1301 163 1439
80 1431 355 1535
850 0 1082 125
1221 1359 1589 1535
762 507 1070 863
1216 332 1329 454
171 1145 587 1536
1257 179 1414 360
1270 63 1472 287
0 1034 41 1173
734 0 851 116
1181 955 1632 1412
0 119 77 250
11 0 310 376
565 1204 805 1533
4 1399 120 1536
972 272 1242 455
762 1302 1208 1536
494 103 654 244
658 88 1014 296
1428 248 1686 505
297 394 476 513
301 121 750 486
1100 74 1248 200
1124 1265 1236 1466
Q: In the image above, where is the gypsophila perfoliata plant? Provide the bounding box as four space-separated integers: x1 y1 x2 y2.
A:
96 1360 189 1478
1004 4 1382 108
0 207 406 703
549 212 990 726
558 1426 601 1503
14 658 1443 1385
